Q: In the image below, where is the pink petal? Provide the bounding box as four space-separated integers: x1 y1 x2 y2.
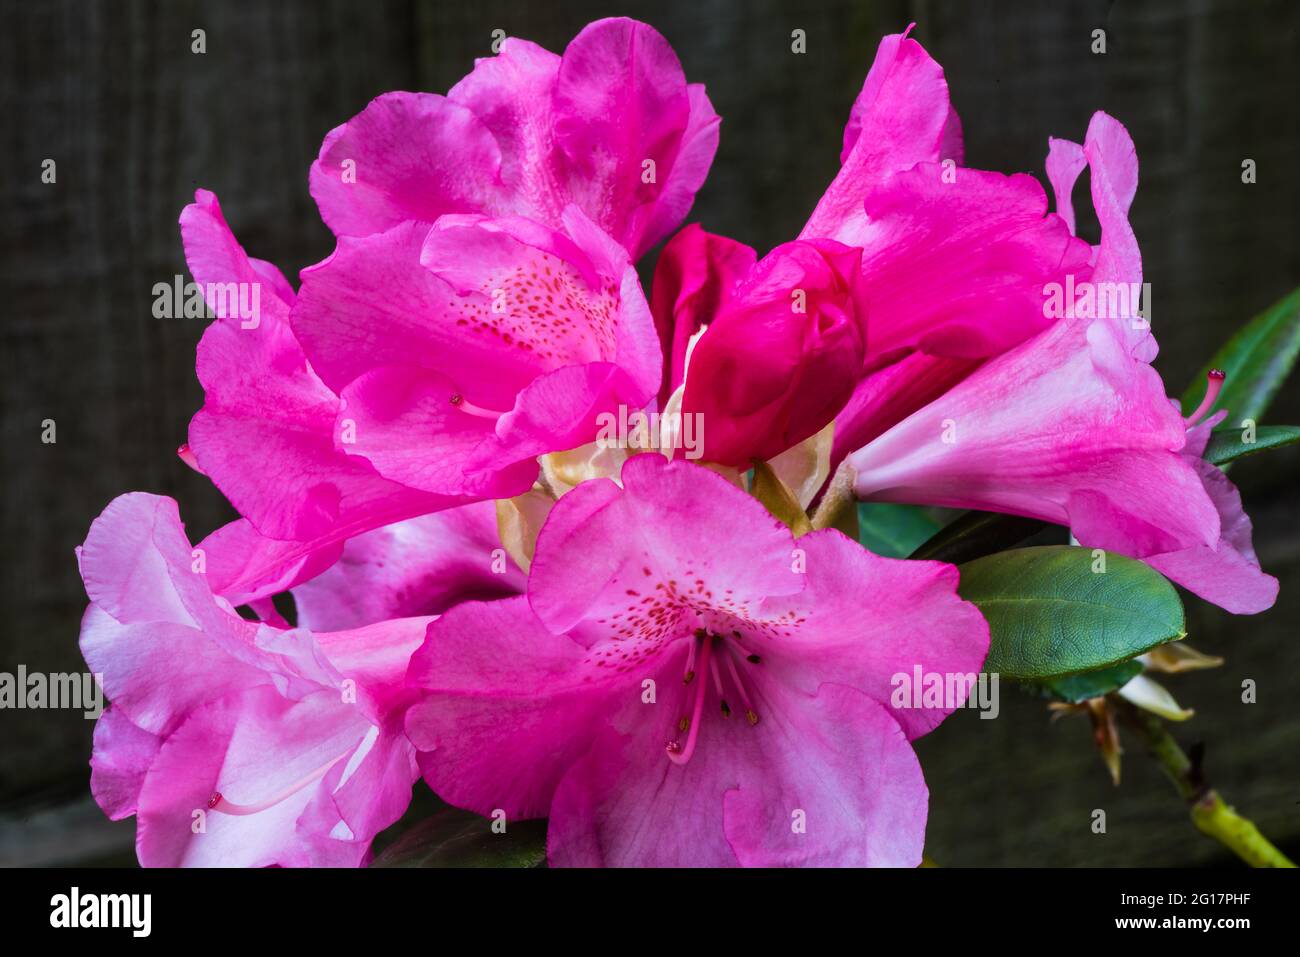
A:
682 239 870 465
855 165 1091 364
805 27 955 244
831 351 980 470
1045 136 1087 234
649 223 757 406
447 38 565 225
336 364 532 497
721 683 927 867
89 708 162 821
134 688 371 867
309 92 505 238
182 191 459 546
767 530 990 740
553 18 700 259
293 503 525 633
547 677 927 867
526 455 801 634
405 596 628 820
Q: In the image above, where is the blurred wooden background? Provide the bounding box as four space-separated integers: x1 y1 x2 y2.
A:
2 0 1297 866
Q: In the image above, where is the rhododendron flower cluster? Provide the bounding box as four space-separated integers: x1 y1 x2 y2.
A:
77 18 1280 868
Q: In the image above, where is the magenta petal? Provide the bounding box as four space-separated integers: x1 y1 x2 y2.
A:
831 351 980 470
805 28 955 244
855 165 1092 364
135 688 371 867
638 83 721 256
182 190 457 546
1082 112 1154 361
1069 461 1278 614
1045 136 1087 234
89 708 162 821
337 364 532 497
310 91 505 238
547 678 927 867
682 239 870 465
406 596 627 820
649 223 757 406
197 518 346 607
448 38 564 222
293 503 525 632
553 18 698 259
293 221 540 411
527 455 800 634
721 683 927 867
770 530 990 740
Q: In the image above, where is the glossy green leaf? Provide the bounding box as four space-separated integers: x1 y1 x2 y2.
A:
857 503 941 558
1203 424 1300 466
1180 286 1300 423
910 510 1049 564
1037 659 1145 703
958 546 1185 680
371 807 546 868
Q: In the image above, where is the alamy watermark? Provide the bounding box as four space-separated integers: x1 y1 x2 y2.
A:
1043 275 1152 327
0 666 103 719
152 274 261 328
890 666 1000 719
594 405 705 460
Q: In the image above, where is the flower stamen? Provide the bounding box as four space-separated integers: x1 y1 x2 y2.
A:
1186 369 1226 426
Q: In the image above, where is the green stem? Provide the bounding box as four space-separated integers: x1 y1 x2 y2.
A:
811 459 856 532
1116 699 1295 868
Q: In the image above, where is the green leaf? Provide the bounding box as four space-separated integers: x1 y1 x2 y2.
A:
909 510 1048 564
857 503 940 558
1203 424 1300 466
958 546 1185 681
1180 286 1300 423
371 807 547 868
1036 659 1145 703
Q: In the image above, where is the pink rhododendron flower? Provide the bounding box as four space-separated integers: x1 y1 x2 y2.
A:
309 18 718 262
78 494 431 866
181 18 716 599
650 26 1089 470
181 190 477 605
405 455 988 866
847 113 1277 614
800 26 1091 369
666 236 869 466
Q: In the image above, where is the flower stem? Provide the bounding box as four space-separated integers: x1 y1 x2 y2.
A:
1115 698 1295 868
811 459 856 531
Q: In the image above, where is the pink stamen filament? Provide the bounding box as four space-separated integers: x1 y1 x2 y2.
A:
667 633 712 766
1186 370 1226 426
448 393 505 421
207 751 348 816
722 647 760 725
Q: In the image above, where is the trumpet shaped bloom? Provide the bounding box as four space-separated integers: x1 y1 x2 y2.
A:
406 455 988 866
78 494 431 866
848 114 1277 614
